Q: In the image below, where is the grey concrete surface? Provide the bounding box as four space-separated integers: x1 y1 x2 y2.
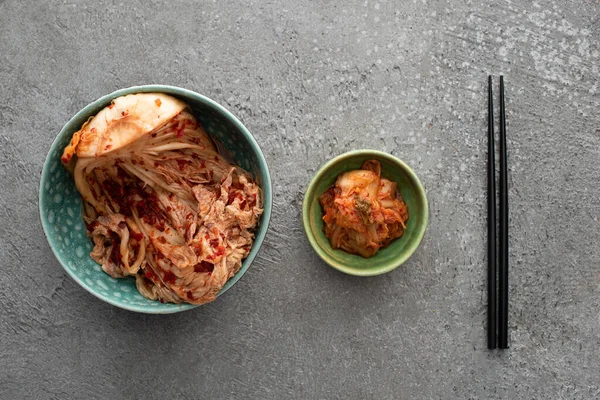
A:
1 0 599 398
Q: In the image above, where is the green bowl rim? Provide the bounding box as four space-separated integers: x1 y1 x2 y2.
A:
39 84 273 313
302 149 429 277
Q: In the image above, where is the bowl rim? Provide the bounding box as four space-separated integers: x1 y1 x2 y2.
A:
302 149 428 276
39 84 273 313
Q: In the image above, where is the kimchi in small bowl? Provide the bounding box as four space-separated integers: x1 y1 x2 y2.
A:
39 85 272 313
302 150 428 276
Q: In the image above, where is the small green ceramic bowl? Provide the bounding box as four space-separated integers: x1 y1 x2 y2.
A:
303 150 428 276
39 85 272 313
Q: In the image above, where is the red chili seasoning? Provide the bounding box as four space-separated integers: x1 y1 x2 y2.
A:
214 245 225 257
176 159 187 171
163 271 177 285
103 179 125 198
145 268 158 281
227 191 237 205
132 232 144 241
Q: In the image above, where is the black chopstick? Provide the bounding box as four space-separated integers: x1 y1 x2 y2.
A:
487 76 497 350
498 76 509 349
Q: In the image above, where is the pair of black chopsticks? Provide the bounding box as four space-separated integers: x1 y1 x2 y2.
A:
487 76 509 350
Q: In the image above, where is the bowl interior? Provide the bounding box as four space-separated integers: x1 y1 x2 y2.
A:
39 85 272 313
303 150 428 276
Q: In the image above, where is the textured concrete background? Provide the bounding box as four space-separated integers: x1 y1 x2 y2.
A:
1 0 599 398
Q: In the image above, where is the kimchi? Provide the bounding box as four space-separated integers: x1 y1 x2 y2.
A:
319 160 408 257
62 93 263 304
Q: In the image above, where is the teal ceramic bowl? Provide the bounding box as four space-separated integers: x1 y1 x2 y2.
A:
39 85 272 313
303 150 428 276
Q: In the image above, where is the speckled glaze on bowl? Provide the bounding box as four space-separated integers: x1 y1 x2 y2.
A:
39 85 272 313
303 150 428 276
